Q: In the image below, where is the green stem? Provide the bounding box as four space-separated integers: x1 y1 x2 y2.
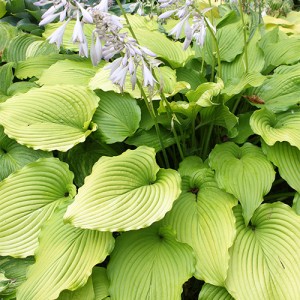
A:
238 0 249 73
232 95 242 114
202 123 213 159
171 122 185 161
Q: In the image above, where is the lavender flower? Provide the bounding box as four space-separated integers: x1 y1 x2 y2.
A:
158 0 215 49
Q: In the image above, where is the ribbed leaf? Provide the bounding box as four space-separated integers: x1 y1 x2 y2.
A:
15 54 85 79
199 284 234 300
186 78 224 107
92 267 110 300
226 203 300 300
0 22 19 52
0 158 76 257
222 30 264 83
132 28 194 68
0 257 34 298
230 112 254 144
37 60 99 86
6 82 39 97
107 224 195 300
17 202 114 300
93 91 141 143
262 141 300 192
64 146 181 231
178 156 206 177
250 108 300 149
0 85 99 151
2 34 58 63
209 142 275 225
203 19 244 65
260 35 300 70
0 0 6 17
293 192 300 215
249 70 300 112
0 126 51 181
163 167 237 285
0 63 14 95
176 67 206 94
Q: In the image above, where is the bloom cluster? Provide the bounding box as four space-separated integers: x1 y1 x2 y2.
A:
158 0 216 49
35 0 93 55
35 0 160 90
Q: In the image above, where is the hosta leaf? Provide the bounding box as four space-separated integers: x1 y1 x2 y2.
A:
2 34 57 63
186 78 224 107
199 284 234 300
59 138 116 187
17 202 114 300
222 30 264 83
262 141 300 192
250 108 300 149
0 63 14 95
249 70 300 112
107 224 195 300
260 35 300 70
0 257 34 298
0 0 7 18
93 91 141 144
0 126 51 181
15 54 85 79
126 14 159 31
222 72 266 98
203 19 244 65
163 168 237 285
64 146 181 231
0 158 76 257
37 59 100 86
293 192 300 215
0 23 19 52
230 112 254 144
46 266 109 300
178 156 206 177
132 28 194 68
209 142 275 225
226 203 300 300
6 82 39 97
176 67 206 93
125 128 176 152
0 85 99 151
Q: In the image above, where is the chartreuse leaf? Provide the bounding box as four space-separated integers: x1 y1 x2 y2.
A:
132 28 194 68
262 141 300 192
209 142 275 225
226 203 300 300
203 18 244 65
199 284 234 300
249 70 300 112
2 34 58 63
230 112 254 144
7 82 39 97
55 267 109 300
107 223 195 300
163 167 237 285
293 193 300 215
186 78 224 107
177 156 206 176
0 257 34 298
92 91 141 144
64 146 181 231
0 85 99 151
37 59 101 86
0 23 19 52
17 201 114 300
0 63 14 96
0 158 76 257
15 54 85 79
250 108 300 149
0 126 51 181
221 30 265 83
0 0 6 18
260 34 300 71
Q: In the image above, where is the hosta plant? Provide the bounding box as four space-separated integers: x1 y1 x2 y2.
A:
1 0 300 299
